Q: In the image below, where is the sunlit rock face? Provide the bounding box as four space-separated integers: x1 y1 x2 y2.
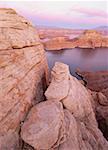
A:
21 62 108 150
0 8 48 149
77 30 108 48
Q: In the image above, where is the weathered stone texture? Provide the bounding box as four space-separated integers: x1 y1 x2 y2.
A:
0 8 48 149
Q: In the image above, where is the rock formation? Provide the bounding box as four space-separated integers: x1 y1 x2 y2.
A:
0 8 108 150
43 36 77 50
42 30 108 50
21 62 108 150
21 101 65 150
37 27 83 39
0 8 48 149
76 70 108 141
76 70 108 98
76 30 108 49
90 91 108 141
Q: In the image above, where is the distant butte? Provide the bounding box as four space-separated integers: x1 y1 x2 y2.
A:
38 28 108 50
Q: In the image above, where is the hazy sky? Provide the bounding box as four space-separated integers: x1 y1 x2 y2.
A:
0 0 107 29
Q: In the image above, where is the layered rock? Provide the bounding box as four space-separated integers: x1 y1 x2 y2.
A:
0 8 48 149
37 27 83 39
43 30 108 50
21 62 108 150
77 30 108 48
43 36 76 50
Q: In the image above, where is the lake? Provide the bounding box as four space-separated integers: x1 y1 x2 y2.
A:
46 48 108 78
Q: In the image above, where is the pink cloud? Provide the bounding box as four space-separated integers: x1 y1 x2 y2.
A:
71 7 108 17
30 12 107 24
15 5 107 28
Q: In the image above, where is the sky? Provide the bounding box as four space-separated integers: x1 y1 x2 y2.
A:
0 0 108 29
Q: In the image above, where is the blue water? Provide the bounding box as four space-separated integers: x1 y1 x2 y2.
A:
46 48 108 77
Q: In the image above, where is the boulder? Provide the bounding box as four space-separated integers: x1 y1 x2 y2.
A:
21 101 66 150
0 8 48 149
45 62 108 149
45 62 70 101
45 62 94 120
62 75 94 119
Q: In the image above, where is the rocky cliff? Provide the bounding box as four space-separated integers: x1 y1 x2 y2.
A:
0 8 48 149
43 36 76 50
76 30 108 49
43 30 108 50
42 36 76 50
21 62 108 150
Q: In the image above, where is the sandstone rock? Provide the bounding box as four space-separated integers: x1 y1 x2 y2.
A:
45 62 94 119
45 62 108 149
43 36 76 50
0 8 48 149
62 76 94 119
45 62 70 101
77 30 102 48
42 30 108 50
77 119 108 150
55 109 108 150
98 92 108 106
72 30 108 49
37 27 83 40
102 37 108 47
0 131 19 150
21 101 66 150
90 91 108 140
101 88 108 99
56 109 80 150
76 70 108 99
